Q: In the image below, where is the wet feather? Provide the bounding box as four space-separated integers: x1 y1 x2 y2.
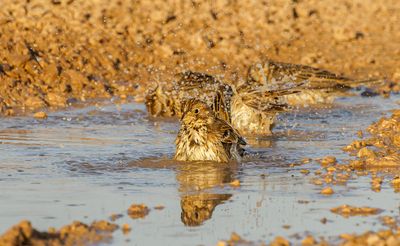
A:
174 99 246 163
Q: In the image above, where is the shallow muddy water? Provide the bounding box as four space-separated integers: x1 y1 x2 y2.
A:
1 94 400 245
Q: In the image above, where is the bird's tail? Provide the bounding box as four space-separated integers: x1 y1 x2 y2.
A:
337 77 387 89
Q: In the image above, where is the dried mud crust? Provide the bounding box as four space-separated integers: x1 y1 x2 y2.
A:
271 105 400 245
0 220 118 246
344 110 400 169
303 110 400 192
1 0 400 115
296 109 400 193
0 201 153 245
218 228 400 246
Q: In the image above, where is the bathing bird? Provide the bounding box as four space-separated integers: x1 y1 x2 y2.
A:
174 99 246 163
245 60 385 106
146 61 384 135
146 71 299 135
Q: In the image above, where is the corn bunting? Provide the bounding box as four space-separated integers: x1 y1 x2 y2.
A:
174 99 246 163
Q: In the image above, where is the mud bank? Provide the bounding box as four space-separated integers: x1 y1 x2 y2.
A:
1 0 400 115
0 220 118 246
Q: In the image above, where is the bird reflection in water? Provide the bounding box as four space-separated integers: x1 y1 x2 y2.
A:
176 161 238 226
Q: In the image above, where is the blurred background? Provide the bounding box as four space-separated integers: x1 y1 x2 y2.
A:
0 0 399 115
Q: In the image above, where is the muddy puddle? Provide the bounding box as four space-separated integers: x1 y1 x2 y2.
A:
1 94 400 245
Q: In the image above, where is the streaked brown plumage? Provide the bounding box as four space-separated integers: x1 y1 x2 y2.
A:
145 71 233 122
145 85 176 117
146 71 298 135
231 81 300 135
246 60 385 106
146 61 384 136
174 99 246 163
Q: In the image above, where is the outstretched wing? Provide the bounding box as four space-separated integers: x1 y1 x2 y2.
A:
212 119 246 146
145 85 176 117
211 90 232 123
176 71 233 122
238 82 301 113
175 71 220 90
247 60 385 90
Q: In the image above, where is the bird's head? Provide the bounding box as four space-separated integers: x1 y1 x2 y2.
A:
180 99 215 126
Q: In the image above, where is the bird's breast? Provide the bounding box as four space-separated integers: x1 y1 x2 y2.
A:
175 125 228 162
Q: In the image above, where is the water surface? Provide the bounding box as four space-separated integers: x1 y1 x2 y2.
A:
0 95 399 245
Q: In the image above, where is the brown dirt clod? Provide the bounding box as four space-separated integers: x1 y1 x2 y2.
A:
127 203 150 219
33 111 47 119
330 204 382 218
320 187 334 195
0 220 118 246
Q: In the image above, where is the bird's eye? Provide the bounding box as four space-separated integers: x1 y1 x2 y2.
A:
194 108 199 114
